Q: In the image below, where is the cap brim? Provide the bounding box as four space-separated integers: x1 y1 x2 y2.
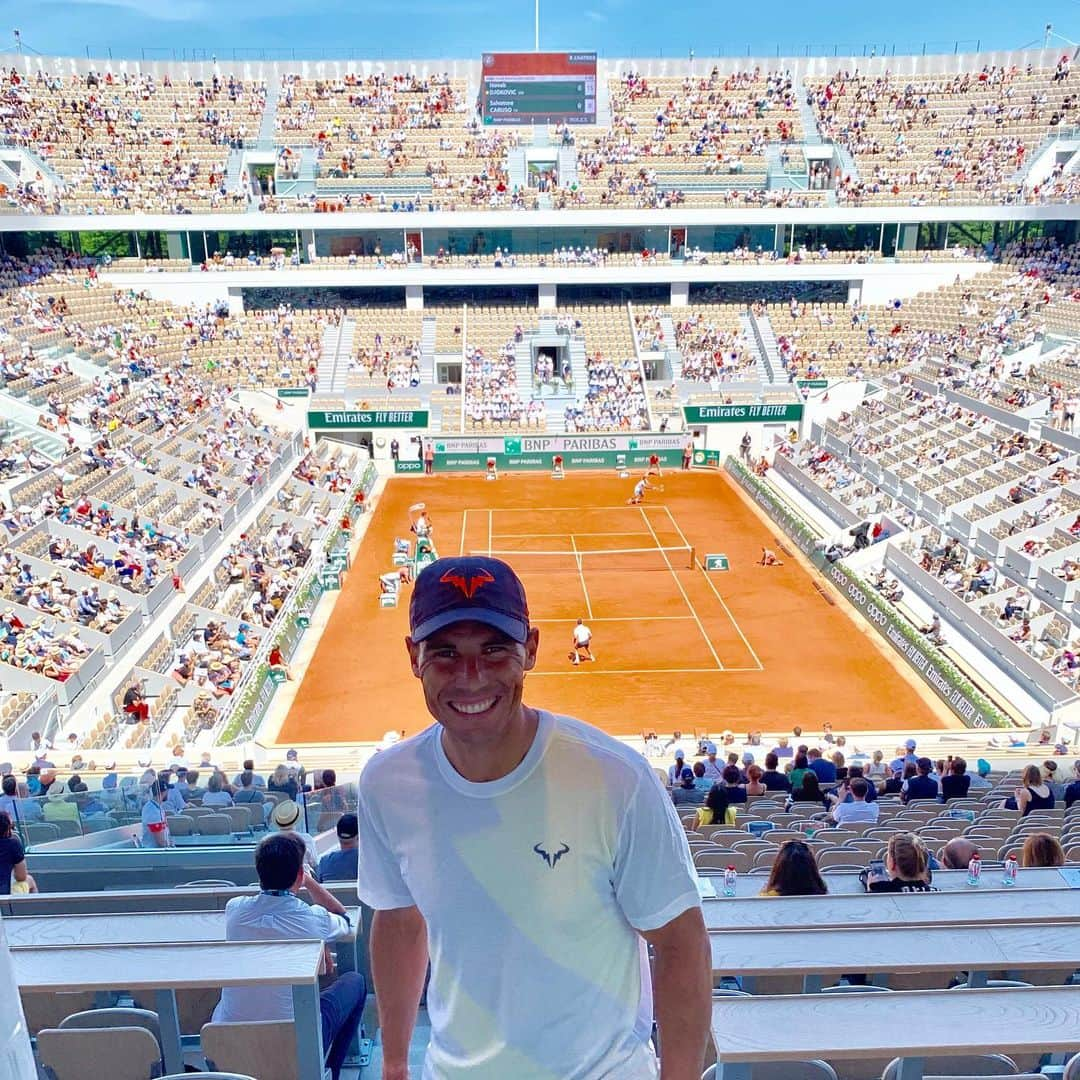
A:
411 606 528 644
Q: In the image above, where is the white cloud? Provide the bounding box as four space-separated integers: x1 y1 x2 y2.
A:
584 7 608 19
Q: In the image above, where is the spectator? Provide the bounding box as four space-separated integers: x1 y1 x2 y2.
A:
901 758 939 803
1012 764 1055 816
786 771 829 811
940 837 980 870
0 811 33 894
1065 760 1080 809
760 840 828 896
720 764 748 805
183 769 205 801
845 764 877 801
789 752 811 792
865 750 887 782
671 767 705 807
807 747 837 785
829 777 879 825
268 762 299 801
140 779 170 848
122 682 150 724
43 783 79 826
940 757 972 801
318 813 360 882
271 799 318 874
700 742 724 782
211 833 366 1080
202 772 234 808
862 833 936 893
666 748 686 787
233 759 266 789
1020 832 1065 868
772 736 793 760
745 764 767 797
967 758 994 791
695 783 734 829
760 752 791 792
0 774 40 823
234 770 266 811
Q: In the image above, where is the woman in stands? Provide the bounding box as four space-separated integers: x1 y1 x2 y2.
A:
788 751 811 793
202 772 234 808
0 811 34 894
785 771 829 812
745 764 767 798
1021 832 1065 868
695 782 733 830
1012 764 1055 816
268 763 299 802
760 840 828 897
940 757 971 801
863 833 937 893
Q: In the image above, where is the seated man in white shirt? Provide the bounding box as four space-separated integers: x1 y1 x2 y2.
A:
829 777 880 825
212 833 365 1080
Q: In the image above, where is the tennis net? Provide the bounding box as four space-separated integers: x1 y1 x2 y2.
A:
473 545 695 573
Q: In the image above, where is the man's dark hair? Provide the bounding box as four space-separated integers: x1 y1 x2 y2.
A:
722 764 742 785
917 757 932 775
850 777 869 798
2 775 16 796
322 768 337 788
240 770 255 788
243 759 255 771
255 832 306 891
792 726 803 737
764 752 778 770
186 770 199 785
807 748 821 759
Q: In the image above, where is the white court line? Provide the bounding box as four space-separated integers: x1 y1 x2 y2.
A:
459 509 467 557
491 531 653 538
530 667 744 676
479 506 653 513
532 616 694 623
659 504 765 672
487 510 493 558
569 534 594 621
638 506 724 671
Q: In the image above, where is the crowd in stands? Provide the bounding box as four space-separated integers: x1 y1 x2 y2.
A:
565 354 649 432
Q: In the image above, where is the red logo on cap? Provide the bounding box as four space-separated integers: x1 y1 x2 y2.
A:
440 567 496 600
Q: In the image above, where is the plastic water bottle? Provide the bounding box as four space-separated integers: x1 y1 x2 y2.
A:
1002 854 1018 887
966 854 982 886
723 866 738 897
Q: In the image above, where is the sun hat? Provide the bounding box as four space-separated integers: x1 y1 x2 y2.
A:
409 556 529 644
271 800 302 829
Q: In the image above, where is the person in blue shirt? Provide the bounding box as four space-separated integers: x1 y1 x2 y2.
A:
901 758 939 803
807 747 837 786
317 813 359 883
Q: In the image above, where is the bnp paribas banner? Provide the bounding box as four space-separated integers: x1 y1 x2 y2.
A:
414 432 691 473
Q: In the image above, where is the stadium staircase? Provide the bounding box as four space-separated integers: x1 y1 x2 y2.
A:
257 79 280 147
0 145 64 189
556 144 578 187
0 412 69 460
747 311 782 383
740 311 773 382
1010 126 1080 187
795 80 823 145
660 313 681 379
317 319 346 392
225 148 246 194
507 148 527 191
419 316 437 383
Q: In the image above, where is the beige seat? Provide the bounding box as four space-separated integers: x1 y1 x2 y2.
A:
165 814 194 836
202 1020 300 1080
696 850 752 873
881 1054 1019 1078
198 814 234 836
221 807 254 834
37 1026 161 1080
20 991 99 1034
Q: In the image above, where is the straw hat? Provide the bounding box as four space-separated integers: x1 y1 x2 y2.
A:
271 800 302 829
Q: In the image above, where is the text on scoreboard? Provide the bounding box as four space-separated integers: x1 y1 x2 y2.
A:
481 52 597 126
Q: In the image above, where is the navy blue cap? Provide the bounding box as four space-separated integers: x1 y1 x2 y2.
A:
410 556 530 643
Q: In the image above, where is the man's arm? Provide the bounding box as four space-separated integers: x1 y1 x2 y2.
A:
371 905 428 1080
641 906 712 1080
302 871 347 917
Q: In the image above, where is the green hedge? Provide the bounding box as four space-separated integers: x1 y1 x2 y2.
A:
726 456 1012 729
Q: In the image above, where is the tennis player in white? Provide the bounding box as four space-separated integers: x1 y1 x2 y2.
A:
570 617 595 664
357 556 710 1080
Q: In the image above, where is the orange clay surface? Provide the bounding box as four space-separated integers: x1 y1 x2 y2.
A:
279 469 946 743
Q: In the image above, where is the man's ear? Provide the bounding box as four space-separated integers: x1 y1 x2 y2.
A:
523 626 540 672
406 636 422 678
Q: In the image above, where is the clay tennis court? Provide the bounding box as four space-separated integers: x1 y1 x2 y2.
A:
278 469 949 744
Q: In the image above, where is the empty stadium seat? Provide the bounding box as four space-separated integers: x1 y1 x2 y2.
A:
37 1026 161 1080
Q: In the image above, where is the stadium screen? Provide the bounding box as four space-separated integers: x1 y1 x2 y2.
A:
480 52 597 126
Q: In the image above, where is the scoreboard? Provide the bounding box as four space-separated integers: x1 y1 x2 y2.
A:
480 52 597 126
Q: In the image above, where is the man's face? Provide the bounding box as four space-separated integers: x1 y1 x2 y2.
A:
407 620 539 745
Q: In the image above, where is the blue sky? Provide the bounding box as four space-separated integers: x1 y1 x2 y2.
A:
2 0 1079 61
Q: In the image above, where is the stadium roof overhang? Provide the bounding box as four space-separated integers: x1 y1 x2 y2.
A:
4 204 1080 234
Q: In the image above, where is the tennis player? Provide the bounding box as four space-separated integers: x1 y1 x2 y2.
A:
759 546 784 567
568 618 595 665
627 476 653 505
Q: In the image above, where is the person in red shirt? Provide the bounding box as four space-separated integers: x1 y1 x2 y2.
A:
268 645 293 682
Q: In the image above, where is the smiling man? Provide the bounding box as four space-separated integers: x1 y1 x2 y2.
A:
356 555 710 1080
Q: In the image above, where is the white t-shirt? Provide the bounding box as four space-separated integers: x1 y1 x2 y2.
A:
357 710 700 1080
633 480 646 498
573 623 592 645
